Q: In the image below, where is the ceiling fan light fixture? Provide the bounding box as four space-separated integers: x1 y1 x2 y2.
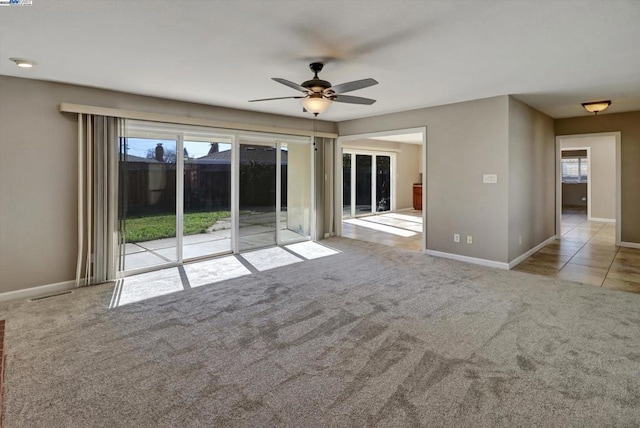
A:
302 94 331 115
581 100 611 115
9 57 36 68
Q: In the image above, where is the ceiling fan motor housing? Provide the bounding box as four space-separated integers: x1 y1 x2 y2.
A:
302 62 332 94
302 79 332 93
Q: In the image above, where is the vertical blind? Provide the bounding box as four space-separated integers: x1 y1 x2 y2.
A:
76 114 125 287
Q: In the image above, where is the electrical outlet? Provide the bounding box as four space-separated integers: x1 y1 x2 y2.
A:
467 235 473 244
454 233 460 243
483 174 498 184
518 236 522 245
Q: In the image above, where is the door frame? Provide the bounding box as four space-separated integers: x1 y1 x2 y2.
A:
336 127 427 252
555 131 621 245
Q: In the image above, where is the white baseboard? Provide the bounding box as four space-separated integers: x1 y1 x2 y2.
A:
0 279 81 302
508 235 558 269
588 217 616 223
425 250 509 270
619 241 640 249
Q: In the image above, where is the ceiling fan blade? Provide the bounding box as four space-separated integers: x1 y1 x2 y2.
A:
333 95 377 105
249 96 307 102
330 78 378 94
272 78 309 93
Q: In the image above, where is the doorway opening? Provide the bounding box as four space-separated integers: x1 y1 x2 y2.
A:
556 132 620 241
336 128 426 252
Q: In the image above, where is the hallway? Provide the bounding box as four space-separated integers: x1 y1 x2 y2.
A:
514 208 640 294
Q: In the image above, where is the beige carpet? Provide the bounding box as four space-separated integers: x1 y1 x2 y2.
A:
1 237 639 427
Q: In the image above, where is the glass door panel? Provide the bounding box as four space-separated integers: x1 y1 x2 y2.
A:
376 155 391 212
343 153 352 219
279 141 312 244
182 139 232 259
120 136 178 271
355 154 373 215
239 142 277 251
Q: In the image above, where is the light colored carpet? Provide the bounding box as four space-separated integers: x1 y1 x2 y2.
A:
1 237 639 427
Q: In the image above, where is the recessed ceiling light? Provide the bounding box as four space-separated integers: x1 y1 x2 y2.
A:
9 58 36 68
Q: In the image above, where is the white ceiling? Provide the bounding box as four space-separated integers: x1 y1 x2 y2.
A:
1 0 639 122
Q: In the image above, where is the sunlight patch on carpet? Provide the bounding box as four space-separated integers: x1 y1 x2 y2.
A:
110 268 184 308
183 256 251 288
240 247 303 271
285 241 340 260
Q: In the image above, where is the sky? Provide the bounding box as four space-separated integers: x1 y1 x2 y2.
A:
125 138 231 159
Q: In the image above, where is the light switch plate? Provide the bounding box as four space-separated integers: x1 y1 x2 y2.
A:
483 174 498 184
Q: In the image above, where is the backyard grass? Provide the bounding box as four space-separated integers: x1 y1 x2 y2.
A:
124 211 230 243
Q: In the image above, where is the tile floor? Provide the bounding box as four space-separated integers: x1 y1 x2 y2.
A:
514 207 640 294
341 211 423 251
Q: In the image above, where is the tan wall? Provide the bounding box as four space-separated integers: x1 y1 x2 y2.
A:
0 76 336 293
341 139 421 210
556 111 640 243
560 135 616 220
562 183 587 207
339 96 510 263
507 97 556 262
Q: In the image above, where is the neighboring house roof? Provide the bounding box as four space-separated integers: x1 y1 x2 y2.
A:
194 148 288 165
125 154 159 163
124 148 289 165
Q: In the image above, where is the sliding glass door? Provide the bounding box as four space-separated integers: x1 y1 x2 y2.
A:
238 141 278 251
343 153 352 219
376 155 391 212
120 134 179 271
355 154 373 215
343 150 395 218
119 121 313 275
182 137 232 259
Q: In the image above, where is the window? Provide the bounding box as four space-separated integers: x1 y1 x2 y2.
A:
562 157 588 183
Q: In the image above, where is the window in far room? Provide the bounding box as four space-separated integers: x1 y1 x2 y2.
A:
561 157 588 183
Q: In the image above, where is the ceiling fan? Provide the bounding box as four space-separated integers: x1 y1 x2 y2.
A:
249 62 378 116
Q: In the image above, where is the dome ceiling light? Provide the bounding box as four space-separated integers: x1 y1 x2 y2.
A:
581 100 611 115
